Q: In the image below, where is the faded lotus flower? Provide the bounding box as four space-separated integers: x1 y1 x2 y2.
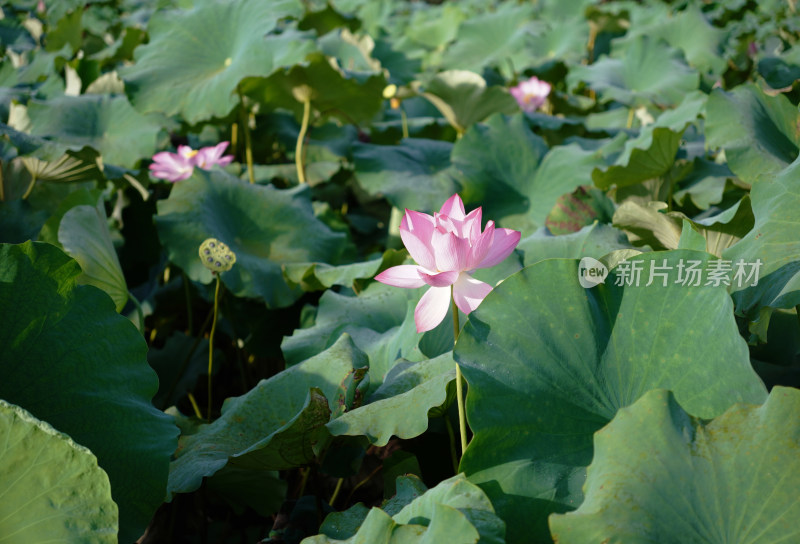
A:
376 194 521 333
149 142 233 182
509 76 551 113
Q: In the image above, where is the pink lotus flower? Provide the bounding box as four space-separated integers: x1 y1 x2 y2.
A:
149 142 233 182
376 194 521 333
194 142 234 169
509 76 551 113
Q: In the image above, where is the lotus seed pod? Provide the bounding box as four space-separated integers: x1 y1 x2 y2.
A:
198 238 236 273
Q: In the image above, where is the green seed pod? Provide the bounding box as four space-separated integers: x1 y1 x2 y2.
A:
198 238 236 273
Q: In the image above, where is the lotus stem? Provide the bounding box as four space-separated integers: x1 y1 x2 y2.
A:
187 392 204 420
237 88 254 184
795 305 800 335
400 106 409 139
626 107 634 129
328 478 344 506
231 121 238 158
128 291 144 332
444 415 459 473
452 296 468 457
21 173 37 200
296 98 311 184
207 275 221 420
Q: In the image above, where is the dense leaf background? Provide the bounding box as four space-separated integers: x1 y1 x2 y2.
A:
1 0 799 542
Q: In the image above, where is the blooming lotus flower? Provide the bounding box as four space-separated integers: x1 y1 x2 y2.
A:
509 76 551 113
194 142 234 169
149 142 234 182
376 194 521 333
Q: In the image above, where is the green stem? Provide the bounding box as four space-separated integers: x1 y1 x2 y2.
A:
21 173 37 200
296 98 311 184
328 478 344 506
183 272 193 336
452 296 468 457
241 107 255 185
626 107 634 129
400 106 409 139
207 275 221 420
444 414 459 474
128 291 145 333
795 305 800 336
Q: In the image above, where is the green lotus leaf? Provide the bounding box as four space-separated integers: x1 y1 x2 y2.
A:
352 138 459 212
241 51 386 126
568 35 698 107
26 94 161 169
439 4 537 78
549 387 800 543
419 70 518 134
724 155 800 319
155 169 349 308
121 0 313 123
615 6 726 75
404 4 465 49
58 198 128 312
452 114 603 233
0 400 118 542
282 279 436 385
283 249 406 293
705 83 800 184
0 122 72 162
305 474 504 544
545 187 616 234
758 55 800 89
168 334 367 497
592 91 706 189
326 353 456 446
516 223 633 267
0 241 178 543
455 252 767 544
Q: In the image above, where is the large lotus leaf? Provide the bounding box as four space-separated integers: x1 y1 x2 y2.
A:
452 114 603 232
0 400 117 542
455 252 767 544
26 94 161 169
241 52 386 126
419 70 518 134
155 169 348 308
0 123 71 163
0 241 178 543
549 387 800 543
168 334 367 497
592 91 706 189
352 138 459 212
283 249 407 293
439 4 537 78
705 83 800 184
516 223 633 267
525 16 589 67
326 353 456 446
305 474 504 544
282 279 433 387
725 155 800 318
615 6 726 75
58 199 128 313
404 4 465 49
121 0 312 123
567 35 698 107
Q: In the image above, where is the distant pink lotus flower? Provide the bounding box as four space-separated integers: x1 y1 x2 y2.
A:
194 142 234 169
149 142 233 182
510 76 551 113
376 194 521 333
